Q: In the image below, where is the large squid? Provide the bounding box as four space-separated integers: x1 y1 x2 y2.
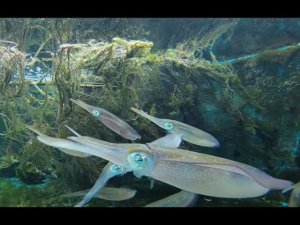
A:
69 137 293 198
26 126 292 199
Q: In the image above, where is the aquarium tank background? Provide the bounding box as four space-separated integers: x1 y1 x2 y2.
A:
0 18 299 207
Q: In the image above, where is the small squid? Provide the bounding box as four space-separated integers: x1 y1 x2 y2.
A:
131 107 219 147
70 99 141 141
61 187 137 202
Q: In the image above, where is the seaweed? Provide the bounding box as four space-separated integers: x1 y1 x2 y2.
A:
0 18 299 206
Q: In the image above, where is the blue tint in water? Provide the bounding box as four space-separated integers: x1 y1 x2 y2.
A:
23 63 52 82
218 53 257 65
280 202 289 207
0 177 23 188
277 67 285 77
277 46 290 51
243 106 265 122
291 131 300 156
0 177 50 189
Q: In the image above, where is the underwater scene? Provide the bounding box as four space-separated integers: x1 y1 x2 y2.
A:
0 18 300 207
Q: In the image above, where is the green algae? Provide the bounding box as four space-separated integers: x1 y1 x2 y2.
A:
0 19 299 206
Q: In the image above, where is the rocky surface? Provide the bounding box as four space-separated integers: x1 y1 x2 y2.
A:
0 155 20 177
16 162 46 184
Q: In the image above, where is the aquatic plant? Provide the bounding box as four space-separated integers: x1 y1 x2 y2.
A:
0 178 73 207
0 155 20 177
16 162 46 184
0 18 299 206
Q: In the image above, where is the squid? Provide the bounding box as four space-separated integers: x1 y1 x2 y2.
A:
61 187 137 202
70 99 141 141
27 126 293 199
67 137 292 198
131 107 220 147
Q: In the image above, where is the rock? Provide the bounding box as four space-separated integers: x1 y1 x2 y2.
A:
50 171 58 179
44 167 58 179
0 155 20 177
16 162 46 184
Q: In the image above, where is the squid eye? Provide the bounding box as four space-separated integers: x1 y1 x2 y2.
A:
110 164 124 175
129 152 147 169
92 109 102 117
133 153 145 163
163 122 174 130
